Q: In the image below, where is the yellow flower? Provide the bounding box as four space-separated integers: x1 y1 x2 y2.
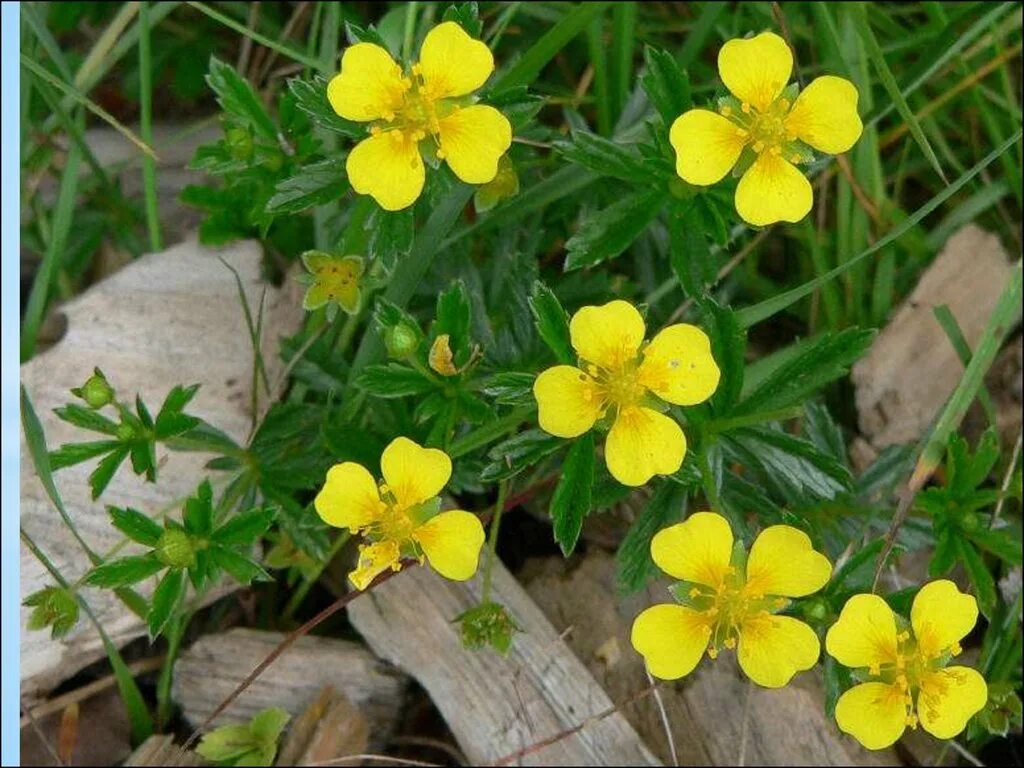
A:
301 251 364 315
825 580 988 750
670 31 862 226
533 300 719 486
328 22 513 211
631 512 832 687
314 437 485 589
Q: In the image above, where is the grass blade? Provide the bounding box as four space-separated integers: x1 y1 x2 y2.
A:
139 1 162 252
186 1 321 71
932 305 998 427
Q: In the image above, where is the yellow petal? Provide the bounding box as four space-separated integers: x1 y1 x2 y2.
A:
314 463 383 531
738 614 820 688
346 131 425 211
533 365 603 438
637 324 721 406
911 580 979 660
303 282 330 311
380 437 452 510
438 105 512 184
349 540 401 590
834 682 908 750
825 594 899 671
412 510 485 581
418 21 494 100
630 604 711 680
605 406 686 487
745 525 832 598
718 32 793 112
650 512 733 588
735 152 812 226
327 43 408 122
569 300 646 371
917 667 988 740
785 75 863 155
669 109 747 186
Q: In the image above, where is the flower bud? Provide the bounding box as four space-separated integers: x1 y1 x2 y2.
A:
156 528 196 569
385 323 420 359
74 369 115 409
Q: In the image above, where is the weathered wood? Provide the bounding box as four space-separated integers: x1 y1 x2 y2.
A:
276 686 369 766
347 561 661 767
20 238 303 698
125 735 205 767
522 553 900 767
852 225 1012 450
172 628 404 746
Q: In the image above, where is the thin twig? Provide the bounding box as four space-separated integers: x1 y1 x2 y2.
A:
181 565 408 750
646 670 677 767
21 701 64 766
991 431 1022 529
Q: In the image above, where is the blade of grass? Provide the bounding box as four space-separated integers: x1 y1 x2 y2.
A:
491 2 611 92
313 2 341 251
21 530 153 745
20 54 157 160
186 1 322 71
586 16 611 136
933 305 998 428
736 129 1022 330
676 2 727 70
611 2 636 121
139 1 162 252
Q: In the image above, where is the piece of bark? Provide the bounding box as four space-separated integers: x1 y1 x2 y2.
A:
172 628 404 748
347 561 660 767
125 735 205 767
20 238 303 699
521 552 899 767
276 686 369 766
20 688 132 767
852 225 1012 450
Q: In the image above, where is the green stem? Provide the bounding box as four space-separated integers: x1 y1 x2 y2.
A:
156 611 188 728
703 406 804 435
282 532 351 621
402 2 419 61
697 439 721 511
139 1 162 252
481 481 510 604
448 406 534 459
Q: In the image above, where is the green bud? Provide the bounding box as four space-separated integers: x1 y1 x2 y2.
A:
156 528 196 569
262 152 284 173
116 423 135 441
385 323 420 359
960 511 980 531
226 126 253 161
802 597 828 622
455 601 520 655
74 369 115 409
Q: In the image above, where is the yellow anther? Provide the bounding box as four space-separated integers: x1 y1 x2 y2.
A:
720 105 733 117
906 714 918 728
741 102 752 114
950 642 962 656
868 663 881 676
689 587 702 599
370 126 383 136
752 141 765 153
777 98 790 111
724 636 737 650
897 631 910 642
707 646 719 660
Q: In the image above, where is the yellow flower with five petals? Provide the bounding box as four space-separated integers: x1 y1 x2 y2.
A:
631 512 832 687
670 31 862 226
327 22 513 211
533 300 719 487
314 437 485 590
301 251 363 315
825 580 988 750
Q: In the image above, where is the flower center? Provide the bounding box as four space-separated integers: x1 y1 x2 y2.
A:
867 630 964 729
375 63 459 157
584 360 646 413
315 263 359 299
721 98 802 162
368 483 417 547
687 571 788 658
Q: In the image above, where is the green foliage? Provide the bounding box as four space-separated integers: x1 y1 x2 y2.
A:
196 708 290 767
456 600 520 655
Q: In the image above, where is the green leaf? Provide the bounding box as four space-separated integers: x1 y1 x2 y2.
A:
287 76 361 137
565 190 664 270
640 45 691 124
803 402 847 464
210 546 271 585
701 299 745 413
482 372 536 406
265 158 348 215
551 434 595 556
956 538 997 619
481 429 563 482
109 506 163 547
366 206 415 262
148 569 184 639
183 480 215 537
213 507 276 547
823 656 853 720
86 554 164 588
965 526 1023 566
441 2 483 38
490 2 611 91
356 364 436 397
196 724 259 764
206 56 277 140
49 440 121 470
929 528 958 576
529 282 574 364
826 539 898 597
727 427 853 501
53 403 119 434
617 481 688 593
556 130 651 184
669 202 716 298
435 280 472 356
24 586 80 639
737 329 875 416
89 445 130 499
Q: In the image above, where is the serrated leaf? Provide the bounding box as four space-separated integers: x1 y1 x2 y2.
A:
669 201 715 298
265 158 347 215
85 554 164 588
965 526 1023 566
435 280 472 356
482 372 536 406
565 190 663 270
481 429 563 482
148 569 184 639
803 401 847 464
529 282 573 364
551 434 594 555
956 538 997 619
617 481 688 593
640 45 691 124
89 445 130 499
556 130 651 183
206 56 277 140
356 364 436 397
183 480 214 536
700 299 745 414
366 206 414 262
53 403 119 434
287 76 362 137
49 440 121 470
213 507 276 547
727 426 853 501
109 506 163 547
210 546 270 585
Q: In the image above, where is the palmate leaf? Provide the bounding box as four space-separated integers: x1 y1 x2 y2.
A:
265 158 348 215
528 282 573 364
206 57 277 141
564 190 664 270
